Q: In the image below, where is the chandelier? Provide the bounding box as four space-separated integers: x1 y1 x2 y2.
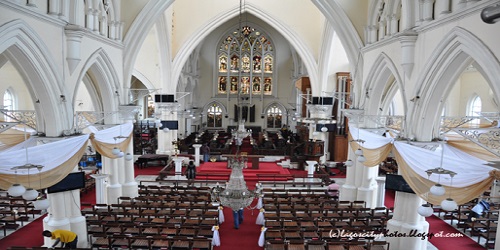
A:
231 120 252 146
210 155 263 210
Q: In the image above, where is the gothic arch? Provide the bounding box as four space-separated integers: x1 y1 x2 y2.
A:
172 3 319 95
0 19 69 136
124 0 362 96
263 101 288 117
74 48 121 123
363 53 406 117
202 100 228 117
411 27 500 140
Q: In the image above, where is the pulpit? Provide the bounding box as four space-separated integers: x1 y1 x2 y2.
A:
304 140 324 163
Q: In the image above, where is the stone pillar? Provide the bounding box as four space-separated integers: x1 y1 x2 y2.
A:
91 174 109 204
305 161 317 182
119 106 140 198
386 192 429 250
495 216 500 250
173 158 184 180
375 176 386 207
43 192 70 247
356 163 379 208
48 0 59 16
193 144 202 166
66 189 88 248
306 102 333 164
435 0 451 17
105 157 122 204
422 0 436 22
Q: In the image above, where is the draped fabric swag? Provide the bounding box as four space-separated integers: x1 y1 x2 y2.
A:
0 123 134 190
348 126 499 205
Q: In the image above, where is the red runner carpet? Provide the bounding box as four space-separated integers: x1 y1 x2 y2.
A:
426 215 485 250
0 214 46 250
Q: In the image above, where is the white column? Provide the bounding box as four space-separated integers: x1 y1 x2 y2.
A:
357 164 379 208
435 0 452 17
193 144 202 166
375 176 386 207
495 215 500 250
119 106 140 198
43 192 70 247
91 174 109 204
48 0 59 16
105 157 122 204
66 189 88 248
386 192 429 250
305 161 317 182
173 158 184 180
422 0 436 22
340 150 358 201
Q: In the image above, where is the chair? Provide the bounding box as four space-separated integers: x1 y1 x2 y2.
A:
288 239 306 250
266 239 287 250
306 240 326 250
369 240 390 250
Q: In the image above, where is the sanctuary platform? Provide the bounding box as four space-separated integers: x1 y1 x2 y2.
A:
195 161 293 181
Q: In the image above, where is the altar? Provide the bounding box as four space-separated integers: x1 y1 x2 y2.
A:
221 154 265 169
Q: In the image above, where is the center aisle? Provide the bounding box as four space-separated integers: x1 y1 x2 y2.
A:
216 200 263 250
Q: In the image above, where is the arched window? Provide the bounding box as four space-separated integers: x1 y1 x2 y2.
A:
207 103 223 128
217 25 274 96
468 95 482 125
266 105 282 128
3 89 14 110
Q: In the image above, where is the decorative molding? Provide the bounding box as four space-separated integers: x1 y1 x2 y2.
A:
0 110 37 130
452 128 500 157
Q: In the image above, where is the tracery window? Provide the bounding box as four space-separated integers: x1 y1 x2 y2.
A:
3 89 14 110
266 105 282 128
207 103 223 128
468 95 482 125
217 25 274 96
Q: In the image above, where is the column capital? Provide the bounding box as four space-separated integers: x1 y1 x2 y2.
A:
193 144 202 148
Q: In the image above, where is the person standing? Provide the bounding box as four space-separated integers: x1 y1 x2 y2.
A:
201 143 210 163
232 208 244 229
42 229 78 249
185 160 196 185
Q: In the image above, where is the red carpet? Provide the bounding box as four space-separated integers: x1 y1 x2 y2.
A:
216 199 263 250
426 215 484 250
196 162 293 181
0 214 46 250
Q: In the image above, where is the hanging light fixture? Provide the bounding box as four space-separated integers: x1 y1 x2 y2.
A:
8 169 26 197
22 166 39 201
428 147 447 196
440 171 457 211
33 165 50 210
357 154 367 163
8 125 36 198
321 126 328 132
418 169 434 217
124 153 134 161
344 159 354 167
163 127 170 132
112 124 128 156
424 144 458 211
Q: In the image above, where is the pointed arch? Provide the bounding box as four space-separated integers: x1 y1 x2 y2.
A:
411 27 500 140
0 19 70 135
363 53 406 116
74 48 121 122
202 100 228 116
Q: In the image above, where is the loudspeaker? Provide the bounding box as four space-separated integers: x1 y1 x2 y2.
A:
312 97 333 105
154 94 175 103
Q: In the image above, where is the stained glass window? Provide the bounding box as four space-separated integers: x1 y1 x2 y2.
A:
217 25 274 95
207 103 223 127
266 105 282 128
